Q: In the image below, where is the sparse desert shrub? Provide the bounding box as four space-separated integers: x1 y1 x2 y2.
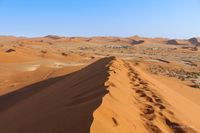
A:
61 52 68 56
5 49 15 53
149 66 200 89
41 50 47 54
90 56 95 59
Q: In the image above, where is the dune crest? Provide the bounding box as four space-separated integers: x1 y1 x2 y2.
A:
91 58 197 133
0 57 113 133
0 57 198 133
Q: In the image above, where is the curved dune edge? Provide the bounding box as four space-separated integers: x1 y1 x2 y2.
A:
91 58 198 133
0 57 198 133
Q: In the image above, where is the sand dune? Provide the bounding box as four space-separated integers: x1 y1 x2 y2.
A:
189 38 200 46
92 58 198 133
0 57 199 133
4 35 198 46
0 57 112 133
167 39 190 45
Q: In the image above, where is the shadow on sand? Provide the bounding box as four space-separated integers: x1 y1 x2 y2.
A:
0 57 114 133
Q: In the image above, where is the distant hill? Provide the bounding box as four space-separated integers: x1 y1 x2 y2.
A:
189 38 200 46
1 35 200 46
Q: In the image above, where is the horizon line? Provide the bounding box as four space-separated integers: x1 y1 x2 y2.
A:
0 34 199 40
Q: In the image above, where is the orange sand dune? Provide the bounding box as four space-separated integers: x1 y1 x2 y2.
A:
0 57 113 133
1 35 200 46
0 57 199 133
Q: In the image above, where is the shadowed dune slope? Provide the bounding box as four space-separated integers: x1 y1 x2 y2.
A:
0 57 114 133
0 57 199 133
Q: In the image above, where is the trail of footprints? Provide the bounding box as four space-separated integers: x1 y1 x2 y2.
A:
125 62 196 133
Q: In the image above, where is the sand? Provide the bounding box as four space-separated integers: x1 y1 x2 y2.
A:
0 36 200 133
0 57 199 133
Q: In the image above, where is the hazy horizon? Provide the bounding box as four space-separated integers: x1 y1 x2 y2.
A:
1 34 200 40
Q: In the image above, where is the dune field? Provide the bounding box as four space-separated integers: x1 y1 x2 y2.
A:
0 36 200 133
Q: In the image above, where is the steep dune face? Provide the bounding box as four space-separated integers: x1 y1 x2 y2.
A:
0 57 113 133
0 57 199 133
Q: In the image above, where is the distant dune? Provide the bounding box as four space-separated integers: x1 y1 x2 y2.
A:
166 39 190 45
1 35 200 46
189 38 200 46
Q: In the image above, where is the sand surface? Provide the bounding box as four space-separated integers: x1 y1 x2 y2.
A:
0 36 200 133
0 57 199 133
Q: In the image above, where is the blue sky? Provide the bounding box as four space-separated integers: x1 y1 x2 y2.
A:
0 0 200 38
